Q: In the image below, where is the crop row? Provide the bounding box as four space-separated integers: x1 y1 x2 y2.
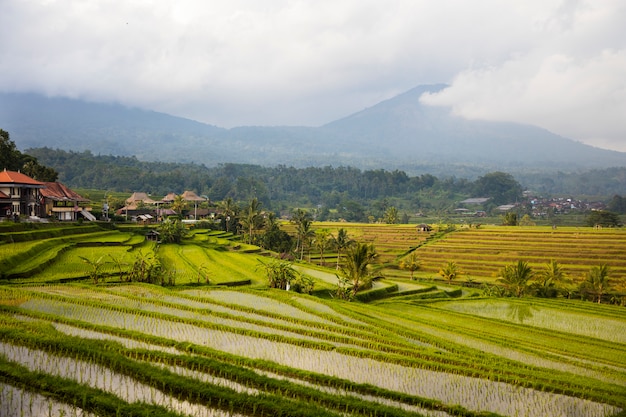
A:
413 228 626 282
2 284 624 416
1 229 148 280
0 313 472 417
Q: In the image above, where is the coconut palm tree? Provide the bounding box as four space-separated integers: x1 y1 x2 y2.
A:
170 195 187 216
240 198 264 245
314 228 331 266
439 261 460 283
218 197 238 232
332 228 353 270
399 251 421 280
534 259 566 297
341 242 377 297
497 260 534 297
580 264 610 303
291 209 314 260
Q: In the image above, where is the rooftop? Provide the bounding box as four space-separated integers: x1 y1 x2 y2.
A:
40 182 89 202
0 169 45 187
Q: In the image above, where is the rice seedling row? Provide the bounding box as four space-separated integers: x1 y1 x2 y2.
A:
411 227 626 281
0 318 469 417
0 382 97 417
2 286 620 416
435 299 626 343
16 286 442 355
374 301 626 377
371 300 626 386
2 313 607 417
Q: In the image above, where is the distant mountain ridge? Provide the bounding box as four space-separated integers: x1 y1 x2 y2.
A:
2 85 626 177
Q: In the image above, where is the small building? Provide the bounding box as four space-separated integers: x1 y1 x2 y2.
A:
161 192 178 203
117 192 158 218
460 197 491 204
417 223 432 232
0 169 45 219
497 204 516 212
40 181 93 221
145 229 160 242
137 214 154 224
181 190 206 219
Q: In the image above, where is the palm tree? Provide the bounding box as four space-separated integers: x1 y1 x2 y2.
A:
439 261 460 283
341 242 377 296
580 264 610 303
171 195 187 216
299 221 315 261
384 206 399 224
218 197 238 232
535 259 565 297
240 198 264 244
497 260 534 297
314 228 331 266
332 228 353 270
108 254 129 282
399 251 421 280
291 209 312 259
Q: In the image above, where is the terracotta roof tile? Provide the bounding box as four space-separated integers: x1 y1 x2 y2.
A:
40 182 89 202
0 170 44 186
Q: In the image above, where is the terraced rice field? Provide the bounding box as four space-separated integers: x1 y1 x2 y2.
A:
0 226 266 286
0 284 624 417
0 223 625 416
413 226 626 283
282 222 429 265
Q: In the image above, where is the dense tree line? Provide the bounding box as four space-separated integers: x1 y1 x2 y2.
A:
26 147 529 220
608 194 626 214
517 167 626 196
1 130 58 181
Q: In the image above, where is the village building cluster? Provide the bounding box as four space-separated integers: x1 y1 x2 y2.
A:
0 169 94 222
116 190 215 223
0 169 215 223
1 169 612 224
454 194 607 218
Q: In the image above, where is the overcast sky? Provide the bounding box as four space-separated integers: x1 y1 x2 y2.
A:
1 1 625 151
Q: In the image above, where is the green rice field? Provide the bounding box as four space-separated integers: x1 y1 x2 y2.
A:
0 222 625 416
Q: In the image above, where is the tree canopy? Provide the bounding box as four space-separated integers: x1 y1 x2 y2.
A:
473 171 523 205
0 129 58 181
585 210 622 227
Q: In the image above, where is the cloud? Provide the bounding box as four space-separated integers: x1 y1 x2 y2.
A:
1 0 625 150
420 0 626 151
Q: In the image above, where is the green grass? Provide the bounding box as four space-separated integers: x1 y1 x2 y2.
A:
25 246 136 282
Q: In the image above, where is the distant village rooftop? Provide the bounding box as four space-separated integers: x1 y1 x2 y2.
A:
460 197 490 204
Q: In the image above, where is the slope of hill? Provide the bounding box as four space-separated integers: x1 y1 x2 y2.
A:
2 87 626 176
321 84 625 168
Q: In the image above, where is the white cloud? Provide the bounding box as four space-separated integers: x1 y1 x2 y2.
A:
1 0 625 150
420 0 626 151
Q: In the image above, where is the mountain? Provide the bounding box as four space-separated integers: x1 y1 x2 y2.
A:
2 86 626 177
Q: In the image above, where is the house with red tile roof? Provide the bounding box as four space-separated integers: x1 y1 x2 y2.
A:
40 182 93 221
0 169 45 219
0 169 93 221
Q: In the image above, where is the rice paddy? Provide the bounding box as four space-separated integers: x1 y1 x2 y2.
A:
0 222 624 416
